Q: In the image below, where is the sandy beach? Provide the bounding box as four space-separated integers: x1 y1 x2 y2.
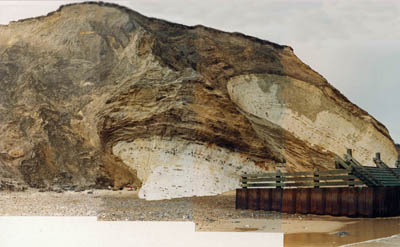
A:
1 189 400 246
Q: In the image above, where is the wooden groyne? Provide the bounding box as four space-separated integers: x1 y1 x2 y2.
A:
236 187 400 217
236 150 400 217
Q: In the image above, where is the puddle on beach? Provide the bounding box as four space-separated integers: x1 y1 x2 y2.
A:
284 217 400 247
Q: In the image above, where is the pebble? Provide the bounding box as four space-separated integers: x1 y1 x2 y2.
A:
335 231 349 237
206 217 215 222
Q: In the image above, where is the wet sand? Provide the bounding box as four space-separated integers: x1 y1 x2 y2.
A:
341 234 400 247
284 216 400 247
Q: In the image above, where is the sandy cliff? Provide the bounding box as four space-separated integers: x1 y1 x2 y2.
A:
0 2 397 199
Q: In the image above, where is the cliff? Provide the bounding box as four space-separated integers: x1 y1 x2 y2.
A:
0 2 397 199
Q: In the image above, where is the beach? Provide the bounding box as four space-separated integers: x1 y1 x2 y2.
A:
1 189 400 246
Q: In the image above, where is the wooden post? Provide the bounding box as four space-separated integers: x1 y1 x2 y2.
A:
335 160 341 169
347 149 353 157
396 154 400 168
346 167 355 187
313 168 320 188
242 172 247 189
375 153 381 168
276 170 282 189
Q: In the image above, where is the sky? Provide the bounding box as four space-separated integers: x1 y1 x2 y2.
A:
0 0 399 143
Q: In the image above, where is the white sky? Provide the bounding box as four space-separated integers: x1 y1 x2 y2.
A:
1 0 399 143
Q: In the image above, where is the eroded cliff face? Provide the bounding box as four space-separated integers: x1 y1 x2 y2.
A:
0 2 397 198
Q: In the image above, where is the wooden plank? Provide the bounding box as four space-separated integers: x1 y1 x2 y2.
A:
373 180 399 183
312 181 363 186
388 187 400 217
377 182 400 185
236 189 248 209
340 188 350 216
242 177 278 182
342 187 358 216
318 170 351 175
271 189 283 211
373 176 400 180
372 180 400 184
393 187 400 216
280 177 313 182
248 189 260 210
364 166 391 170
363 169 394 174
242 176 313 182
363 170 393 173
246 174 276 179
357 187 367 217
317 175 357 180
365 173 394 176
378 179 400 182
372 182 400 185
242 183 282 188
310 188 325 215
244 181 364 188
371 174 399 178
281 183 314 187
386 187 396 217
283 171 313 176
381 179 400 184
394 187 400 216
351 168 380 187
374 181 400 187
325 188 341 216
296 188 310 214
374 187 386 217
374 156 400 181
384 187 392 217
259 189 272 211
365 173 395 177
282 189 296 214
356 187 375 217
